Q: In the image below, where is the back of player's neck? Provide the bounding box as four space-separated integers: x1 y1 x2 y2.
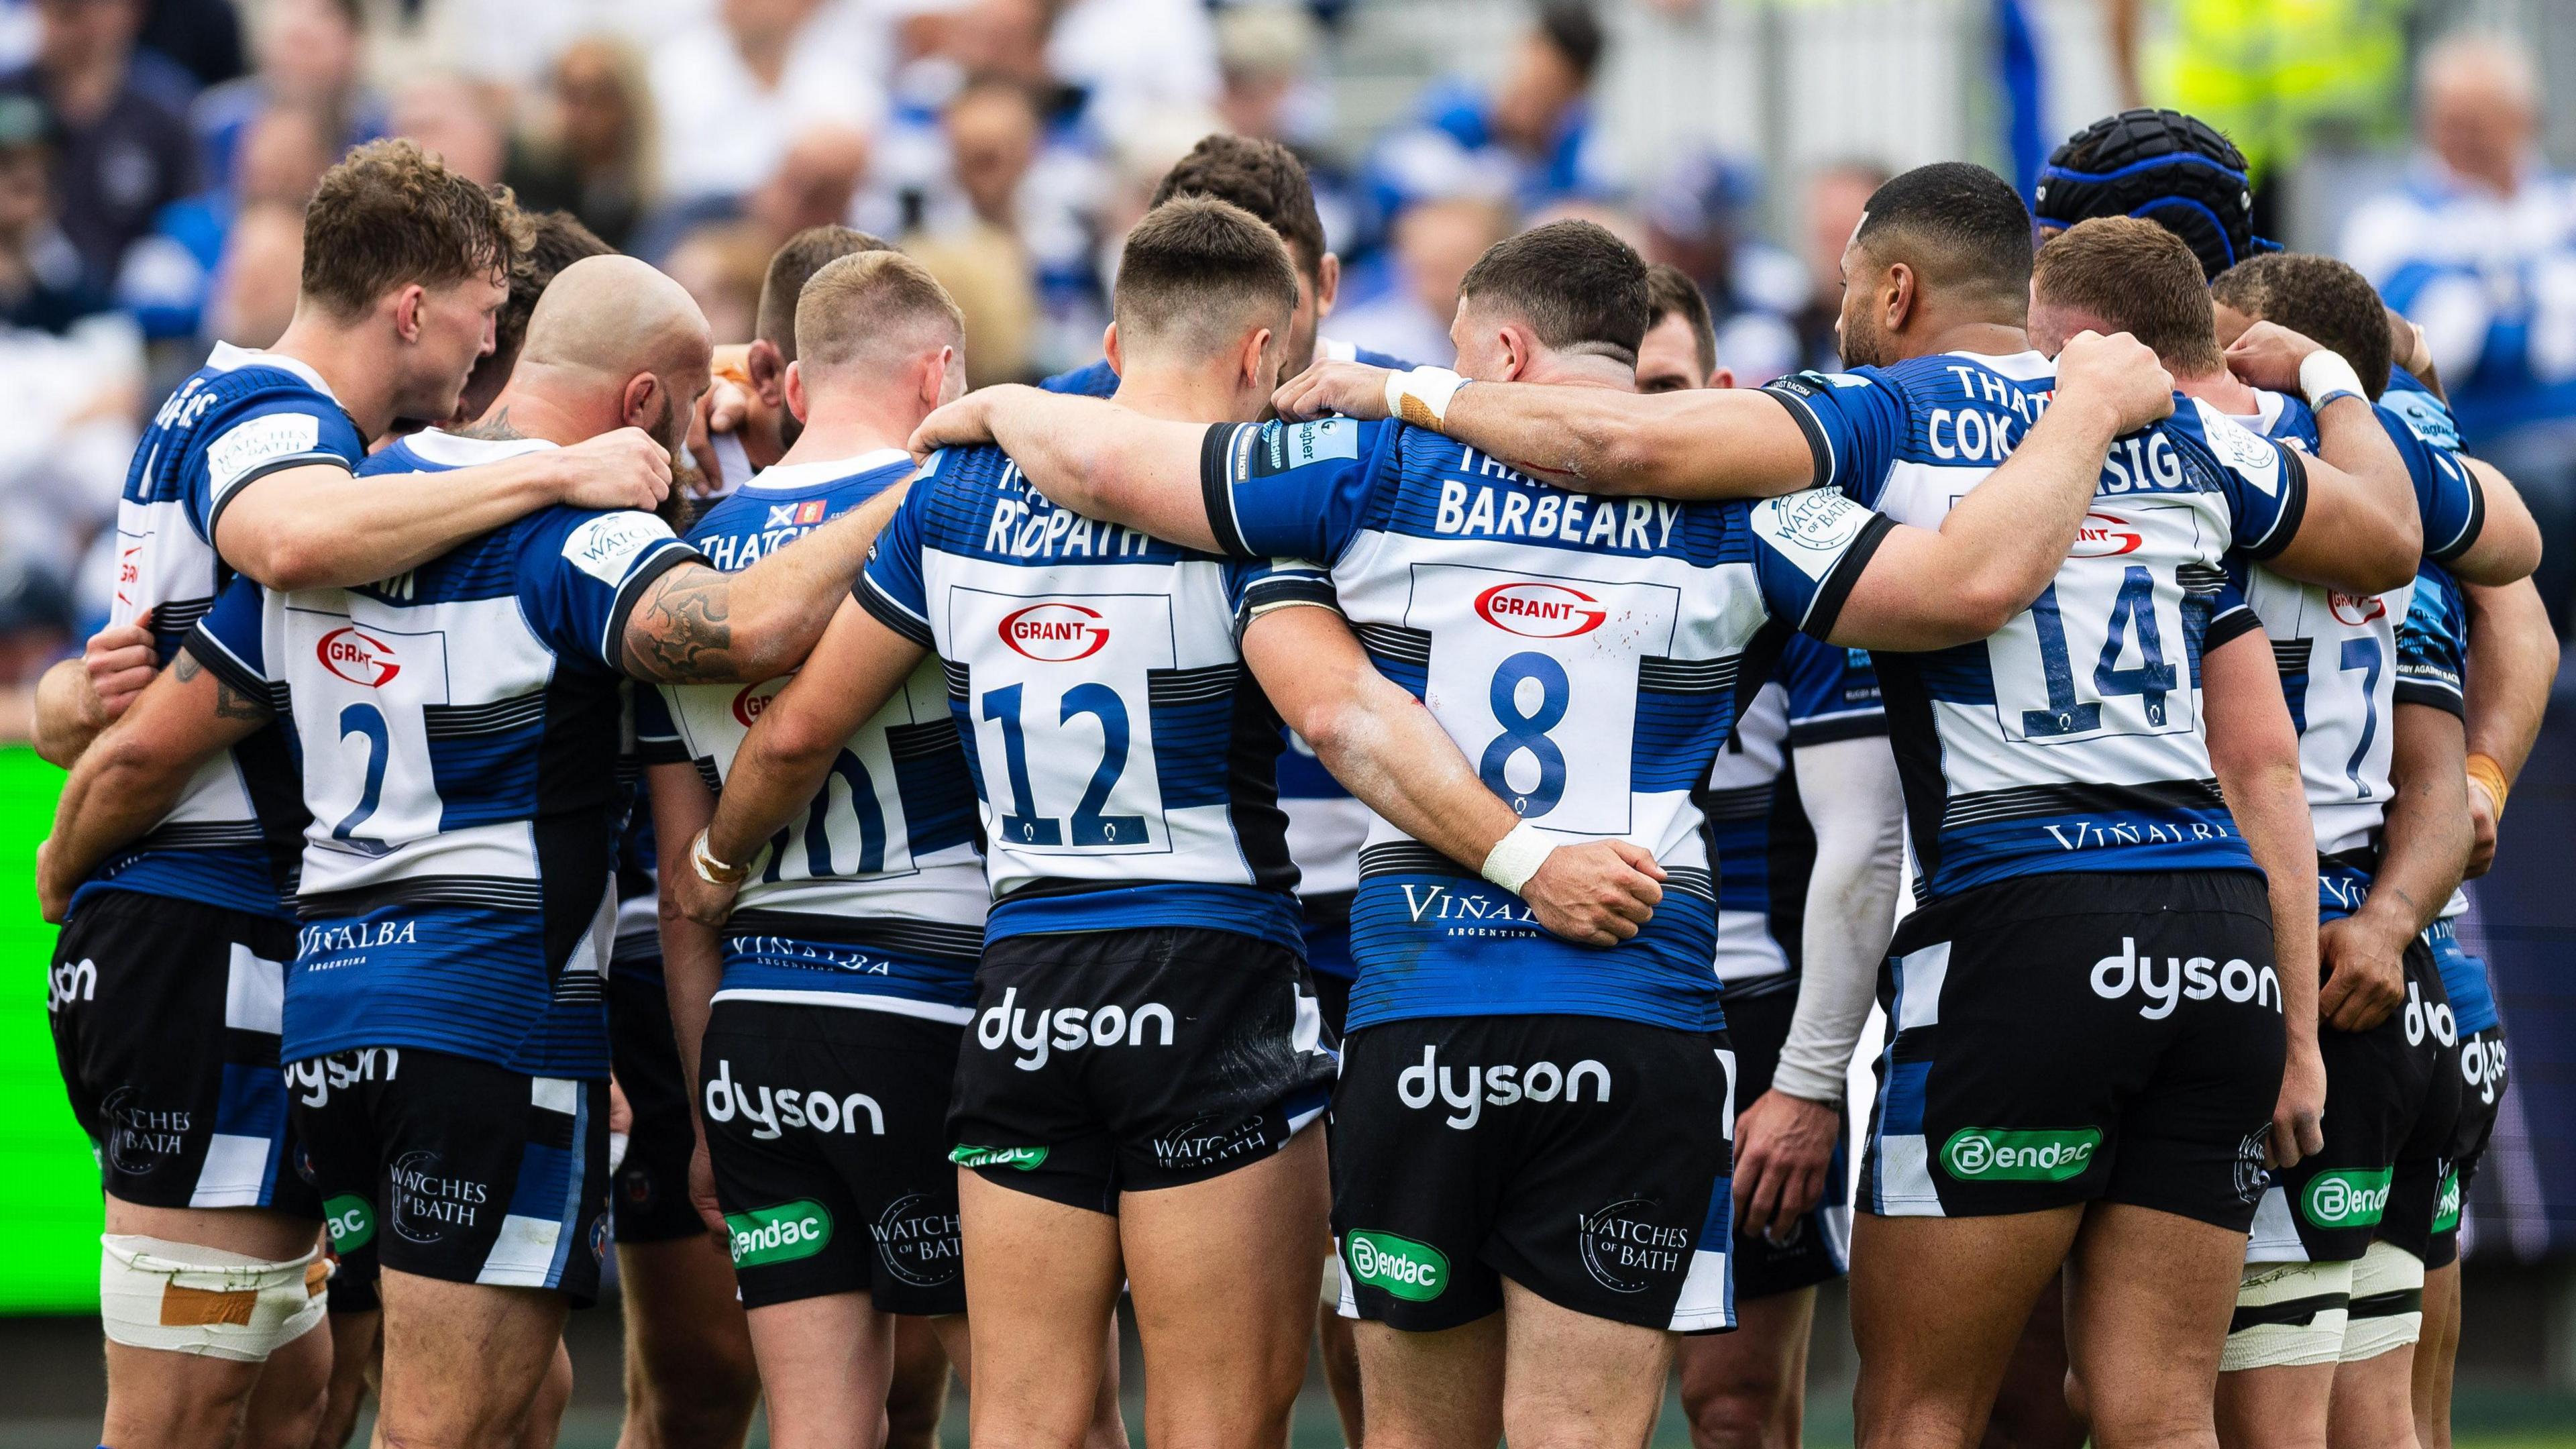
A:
775 411 914 470
1892 319 2032 364
2175 368 2257 414
465 387 590 448
265 313 392 435
1110 369 1250 424
1516 352 1631 390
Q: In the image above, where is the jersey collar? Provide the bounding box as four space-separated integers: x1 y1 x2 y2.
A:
205 341 339 400
1943 347 2056 382
742 447 913 492
398 427 559 467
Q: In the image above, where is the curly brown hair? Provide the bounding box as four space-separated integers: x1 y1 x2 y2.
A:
301 138 529 319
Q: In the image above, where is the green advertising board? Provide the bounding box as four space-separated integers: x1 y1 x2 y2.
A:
0 747 102 1311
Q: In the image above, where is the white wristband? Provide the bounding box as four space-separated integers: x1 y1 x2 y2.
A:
1480 820 1554 896
1385 366 1469 429
2298 350 2368 411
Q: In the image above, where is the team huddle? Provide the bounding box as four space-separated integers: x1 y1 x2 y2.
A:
30 103 2551 1449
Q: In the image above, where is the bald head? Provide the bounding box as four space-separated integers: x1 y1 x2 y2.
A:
513 255 714 451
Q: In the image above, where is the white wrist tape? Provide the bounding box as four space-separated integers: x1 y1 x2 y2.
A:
100 1236 328 1361
1385 367 1469 429
2298 350 2368 410
1481 820 1554 896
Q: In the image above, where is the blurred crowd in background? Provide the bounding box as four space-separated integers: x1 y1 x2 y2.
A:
0 0 2574 708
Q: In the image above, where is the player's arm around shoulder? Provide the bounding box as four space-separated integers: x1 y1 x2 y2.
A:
1282 360 1818 500
38 637 275 922
619 479 910 686
1823 330 2172 651
910 385 1224 550
2224 324 2420 594
674 595 928 927
216 427 673 592
2445 455 2543 586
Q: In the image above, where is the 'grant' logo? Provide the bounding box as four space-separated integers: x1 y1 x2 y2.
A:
1346 1230 1448 1301
731 679 784 727
2330 592 2387 626
1941 1127 2102 1182
317 627 400 686
999 602 1109 661
2070 513 2143 557
1473 582 1605 638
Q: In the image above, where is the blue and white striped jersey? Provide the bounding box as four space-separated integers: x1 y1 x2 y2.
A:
855 443 1321 953
649 449 985 1022
2238 388 2484 892
1199 415 1893 1034
189 429 702 1078
1042 341 1406 965
1764 352 2306 901
81 343 367 920
1703 635 1885 992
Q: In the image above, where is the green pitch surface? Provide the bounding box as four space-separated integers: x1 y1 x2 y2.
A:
0 747 99 1313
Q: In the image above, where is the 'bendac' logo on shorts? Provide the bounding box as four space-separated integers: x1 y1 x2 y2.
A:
727 1200 833 1268
2431 1169 2463 1235
1346 1230 1448 1301
1941 1127 2102 1183
949 1144 1049 1171
2302 1167 2392 1229
324 1193 374 1252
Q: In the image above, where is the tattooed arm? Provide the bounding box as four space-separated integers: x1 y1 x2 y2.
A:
39 646 274 921
616 479 911 685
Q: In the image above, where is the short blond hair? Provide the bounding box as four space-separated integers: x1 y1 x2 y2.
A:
796 250 965 373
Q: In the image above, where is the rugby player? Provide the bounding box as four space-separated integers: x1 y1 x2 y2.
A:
677 199 1672 1449
1033 129 1408 1444
1633 260 1904 1449
2202 251 2560 1449
1638 264 1737 394
1255 163 2442 1449
30 139 669 1449
906 215 2183 1448
39 254 906 1446
643 250 1124 1449
694 225 900 492
2025 224 2542 1449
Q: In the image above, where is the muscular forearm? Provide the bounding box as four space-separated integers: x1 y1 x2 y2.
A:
1435 382 1815 499
45 732 196 897
215 455 566 591
625 484 909 685
2462 578 2557 783
651 763 722 1095
1772 739 1904 1104
2311 394 2422 591
2232 757 2320 1059
1934 389 2127 615
1305 684 1519 873
2359 706 2473 943
31 657 101 769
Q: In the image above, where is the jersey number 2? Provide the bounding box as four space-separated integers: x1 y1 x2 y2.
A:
982 682 1148 846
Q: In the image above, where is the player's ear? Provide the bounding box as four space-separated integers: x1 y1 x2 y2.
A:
1884 262 1917 333
783 360 809 425
746 339 788 407
1241 326 1275 388
1102 321 1123 378
1499 321 1535 383
1709 365 1736 390
1314 253 1340 319
390 283 425 343
623 372 661 430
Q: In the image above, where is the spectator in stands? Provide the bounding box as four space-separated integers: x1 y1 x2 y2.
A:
663 220 771 343
136 0 241 93
118 99 330 340
1786 159 1888 374
502 36 658 250
1046 0 1220 142
201 196 298 345
649 0 884 205
390 72 506 186
743 123 871 246
1329 193 1507 365
903 75 1047 384
2342 31 2576 625
1214 3 1353 251
1362 0 1615 242
0 92 109 332
1641 148 1805 385
0 0 198 293
189 0 384 196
